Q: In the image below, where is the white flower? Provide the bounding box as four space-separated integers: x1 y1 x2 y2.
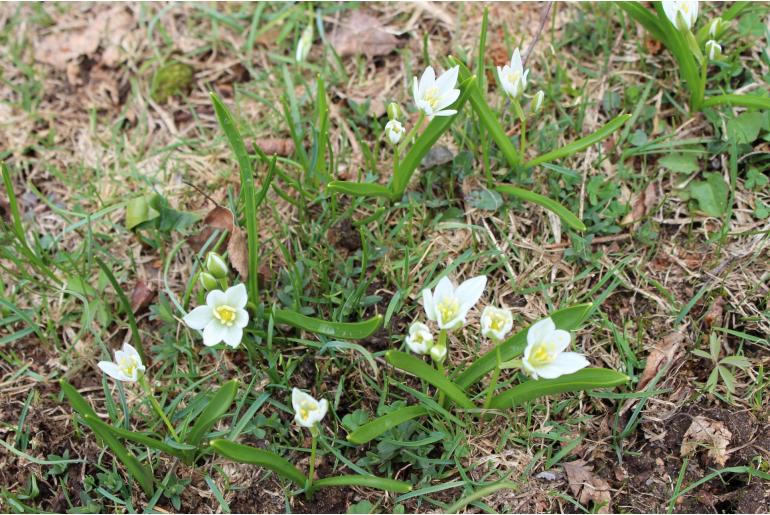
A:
98 343 145 382
522 317 589 380
497 48 529 99
480 306 514 341
296 23 313 62
292 388 328 428
663 0 699 31
422 275 487 331
405 322 433 355
532 90 545 113
385 119 404 145
183 283 249 348
412 65 461 118
706 39 721 61
708 17 721 38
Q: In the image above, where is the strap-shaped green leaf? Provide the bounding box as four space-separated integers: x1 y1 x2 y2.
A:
312 475 412 493
60 379 99 419
488 368 629 409
703 95 770 110
84 415 188 459
449 57 522 169
186 379 239 448
210 439 306 485
455 303 593 390
617 2 666 41
386 351 474 409
346 405 428 444
326 181 393 199
525 113 630 168
390 75 476 198
273 309 382 340
496 185 586 231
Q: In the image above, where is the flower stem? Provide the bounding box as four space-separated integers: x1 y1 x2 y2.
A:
436 329 447 407
483 347 502 410
140 376 180 442
306 427 319 499
397 112 425 156
513 100 527 157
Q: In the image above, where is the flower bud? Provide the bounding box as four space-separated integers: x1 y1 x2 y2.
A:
198 271 219 291
384 119 404 145
708 17 722 38
430 344 447 364
706 39 722 61
531 90 545 114
295 23 313 63
387 102 402 121
205 252 229 279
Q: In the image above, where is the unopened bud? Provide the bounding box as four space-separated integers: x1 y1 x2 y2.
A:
430 344 447 364
198 271 218 291
531 90 545 113
205 252 228 279
387 102 402 121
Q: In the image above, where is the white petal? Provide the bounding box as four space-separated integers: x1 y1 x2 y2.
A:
202 321 225 347
439 314 465 331
295 413 312 428
205 289 227 308
292 388 304 412
412 76 420 102
434 88 460 112
527 317 556 347
409 321 430 336
511 47 523 72
434 65 459 94
234 308 250 329
433 276 455 304
552 329 572 353
419 66 436 94
662 1 677 25
225 283 248 309
456 275 487 313
222 325 243 348
422 288 436 321
316 398 328 423
184 305 213 330
432 109 457 117
536 352 589 379
98 361 128 381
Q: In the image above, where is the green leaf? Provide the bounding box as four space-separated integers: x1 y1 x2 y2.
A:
60 380 99 419
449 58 522 169
488 368 629 409
209 440 306 485
496 184 586 231
346 405 428 445
95 258 145 363
84 415 186 458
391 75 475 198
717 365 736 393
465 188 503 211
703 94 770 111
312 475 412 493
211 92 259 304
525 113 631 168
326 181 393 199
689 172 729 217
125 196 160 230
617 2 667 41
186 380 238 449
273 309 382 340
726 112 764 144
720 355 750 369
385 351 474 409
659 153 700 174
455 303 593 390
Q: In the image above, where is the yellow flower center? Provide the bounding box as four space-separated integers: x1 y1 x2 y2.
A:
214 305 237 326
529 343 556 367
118 356 140 378
299 400 318 421
506 70 521 88
423 86 442 109
437 297 460 325
489 312 507 332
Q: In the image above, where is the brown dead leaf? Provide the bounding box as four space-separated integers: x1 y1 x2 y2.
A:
638 328 685 390
704 296 725 329
130 280 156 314
562 460 612 514
227 227 249 279
255 138 295 157
645 36 663 55
621 182 658 225
330 11 398 58
204 206 235 232
681 416 732 467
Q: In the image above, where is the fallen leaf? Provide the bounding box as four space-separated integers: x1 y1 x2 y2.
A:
681 416 732 467
638 328 685 390
703 296 725 329
255 138 295 157
330 11 399 59
227 226 249 279
204 206 235 232
130 280 156 314
562 460 612 514
621 182 657 225
645 36 663 55
421 145 454 169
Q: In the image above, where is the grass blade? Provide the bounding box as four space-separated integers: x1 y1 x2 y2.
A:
210 439 306 485
386 351 474 409
95 257 146 363
488 368 629 409
273 309 382 340
702 94 770 110
446 481 518 514
84 414 187 459
455 303 593 390
346 405 429 444
60 379 99 419
186 379 238 448
312 475 412 493
525 113 630 168
210 92 259 304
326 181 393 199
496 184 586 231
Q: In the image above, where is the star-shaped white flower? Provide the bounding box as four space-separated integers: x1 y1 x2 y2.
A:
521 317 589 380
98 343 145 382
405 321 434 355
480 306 514 341
183 283 249 348
413 65 461 118
292 388 328 428
663 0 699 31
497 48 529 99
422 275 487 331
